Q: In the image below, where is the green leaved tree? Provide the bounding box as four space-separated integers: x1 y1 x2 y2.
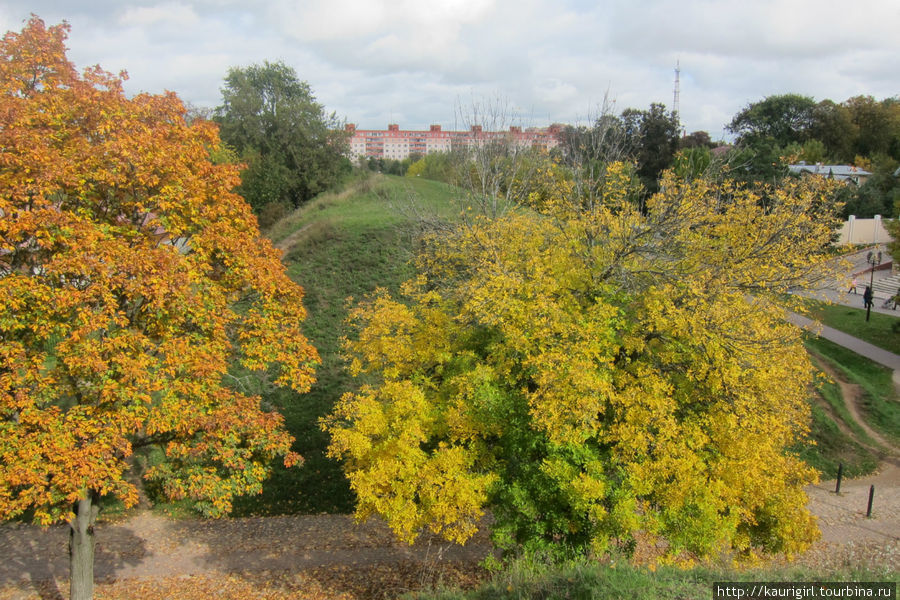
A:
215 61 349 225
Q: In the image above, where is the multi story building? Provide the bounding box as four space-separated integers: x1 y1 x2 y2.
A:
345 123 562 161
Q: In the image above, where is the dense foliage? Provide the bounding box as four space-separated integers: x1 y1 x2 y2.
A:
728 94 900 214
215 61 350 225
324 158 841 562
729 94 900 163
0 18 318 599
620 103 681 194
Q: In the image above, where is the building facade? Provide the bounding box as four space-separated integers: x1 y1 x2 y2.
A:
345 123 562 161
788 162 872 186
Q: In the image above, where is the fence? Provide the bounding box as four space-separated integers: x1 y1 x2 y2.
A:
835 216 893 245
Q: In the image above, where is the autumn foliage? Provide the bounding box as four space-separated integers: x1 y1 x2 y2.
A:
324 158 842 561
0 16 318 527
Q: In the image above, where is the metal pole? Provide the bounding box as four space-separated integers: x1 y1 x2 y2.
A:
835 463 843 494
866 485 875 518
867 263 874 322
867 217 881 322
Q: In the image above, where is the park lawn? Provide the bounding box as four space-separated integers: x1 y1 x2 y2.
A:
804 299 900 355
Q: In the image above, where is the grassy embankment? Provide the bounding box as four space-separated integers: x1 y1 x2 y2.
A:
795 301 900 478
230 173 463 516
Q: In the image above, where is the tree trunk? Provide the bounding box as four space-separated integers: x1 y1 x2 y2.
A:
69 491 99 600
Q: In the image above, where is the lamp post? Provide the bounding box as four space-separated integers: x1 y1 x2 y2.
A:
866 250 881 321
866 215 882 322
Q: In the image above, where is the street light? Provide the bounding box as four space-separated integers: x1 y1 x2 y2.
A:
866 215 882 322
866 250 881 321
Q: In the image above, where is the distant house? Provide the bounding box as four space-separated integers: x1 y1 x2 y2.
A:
788 162 871 185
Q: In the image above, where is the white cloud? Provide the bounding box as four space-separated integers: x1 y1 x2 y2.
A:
119 2 201 27
269 0 385 41
268 0 495 43
0 0 897 135
0 8 12 34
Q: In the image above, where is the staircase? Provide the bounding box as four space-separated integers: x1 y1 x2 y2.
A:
845 246 898 299
872 273 900 298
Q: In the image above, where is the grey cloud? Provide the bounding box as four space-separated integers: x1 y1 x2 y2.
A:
1 0 897 140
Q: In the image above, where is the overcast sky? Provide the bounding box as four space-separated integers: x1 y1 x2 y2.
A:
3 1 898 140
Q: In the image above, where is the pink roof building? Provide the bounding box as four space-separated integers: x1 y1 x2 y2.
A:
346 123 562 161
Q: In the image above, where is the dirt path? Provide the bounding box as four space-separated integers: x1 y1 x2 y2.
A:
1 368 897 599
816 359 899 454
273 223 313 254
2 467 896 600
0 512 492 599
787 357 899 572
798 459 899 574
0 512 492 582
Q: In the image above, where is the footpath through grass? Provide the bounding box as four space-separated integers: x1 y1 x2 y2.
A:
231 173 462 516
791 372 879 479
803 336 900 449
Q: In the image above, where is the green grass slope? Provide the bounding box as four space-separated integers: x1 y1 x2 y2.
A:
804 336 900 448
232 173 462 516
805 300 900 355
792 374 879 479
404 557 895 600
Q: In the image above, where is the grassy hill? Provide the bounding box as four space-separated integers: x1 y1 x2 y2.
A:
231 173 462 516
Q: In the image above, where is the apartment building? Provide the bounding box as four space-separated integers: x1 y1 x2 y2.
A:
346 123 562 161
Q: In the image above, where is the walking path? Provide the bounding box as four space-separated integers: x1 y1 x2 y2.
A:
1 469 896 600
0 513 492 600
0 513 492 586
788 247 900 371
788 313 900 370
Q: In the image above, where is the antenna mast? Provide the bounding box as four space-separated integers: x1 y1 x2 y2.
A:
673 59 681 125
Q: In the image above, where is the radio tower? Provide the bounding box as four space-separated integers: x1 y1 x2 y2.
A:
673 59 681 130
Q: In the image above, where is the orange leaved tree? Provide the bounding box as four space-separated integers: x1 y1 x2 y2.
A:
0 17 318 599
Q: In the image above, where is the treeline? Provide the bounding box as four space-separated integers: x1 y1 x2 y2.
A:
212 61 352 228
389 94 899 219
728 94 900 165
727 94 900 218
207 67 899 223
209 71 898 225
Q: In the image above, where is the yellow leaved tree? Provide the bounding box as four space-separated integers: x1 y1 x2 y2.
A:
0 18 318 599
324 153 841 562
